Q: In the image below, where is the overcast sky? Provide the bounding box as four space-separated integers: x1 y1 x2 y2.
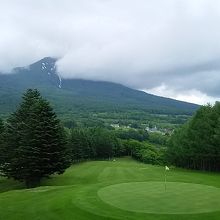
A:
1 0 220 104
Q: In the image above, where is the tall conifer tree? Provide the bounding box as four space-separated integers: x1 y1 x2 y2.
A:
0 89 70 187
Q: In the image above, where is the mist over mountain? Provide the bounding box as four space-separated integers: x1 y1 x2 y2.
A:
0 57 199 117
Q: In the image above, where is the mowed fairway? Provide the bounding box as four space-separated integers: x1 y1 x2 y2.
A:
0 157 220 220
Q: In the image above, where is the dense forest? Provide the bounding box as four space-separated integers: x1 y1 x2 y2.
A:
67 127 167 164
167 102 220 171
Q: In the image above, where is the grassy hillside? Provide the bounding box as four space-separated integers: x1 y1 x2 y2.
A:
1 157 220 220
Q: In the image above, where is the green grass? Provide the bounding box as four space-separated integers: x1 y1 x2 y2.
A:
0 157 220 220
98 182 220 214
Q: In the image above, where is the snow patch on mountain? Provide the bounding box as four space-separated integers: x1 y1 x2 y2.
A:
40 58 61 88
57 74 62 88
41 62 46 70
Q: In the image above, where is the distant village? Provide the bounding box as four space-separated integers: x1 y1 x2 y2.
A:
110 123 173 135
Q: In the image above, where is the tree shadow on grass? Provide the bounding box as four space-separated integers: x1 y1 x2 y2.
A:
0 177 24 193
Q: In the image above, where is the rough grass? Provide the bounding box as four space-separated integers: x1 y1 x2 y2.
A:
0 157 220 220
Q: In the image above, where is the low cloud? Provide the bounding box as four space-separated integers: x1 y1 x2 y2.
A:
1 0 220 104
144 84 217 105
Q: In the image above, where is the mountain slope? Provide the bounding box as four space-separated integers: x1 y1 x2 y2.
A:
0 57 199 117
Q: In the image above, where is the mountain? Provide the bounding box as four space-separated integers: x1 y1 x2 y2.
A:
0 57 199 118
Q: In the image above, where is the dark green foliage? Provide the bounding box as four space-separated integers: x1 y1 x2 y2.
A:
60 111 190 133
121 139 165 165
0 89 70 187
92 128 119 159
167 102 220 171
68 128 96 162
130 122 140 129
68 128 121 161
67 126 166 164
0 118 4 134
63 120 78 129
148 132 168 145
115 129 149 142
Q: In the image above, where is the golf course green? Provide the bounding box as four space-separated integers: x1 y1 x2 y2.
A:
98 182 220 214
0 157 220 220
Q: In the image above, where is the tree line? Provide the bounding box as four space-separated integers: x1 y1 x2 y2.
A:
68 128 121 161
166 103 220 171
67 127 167 164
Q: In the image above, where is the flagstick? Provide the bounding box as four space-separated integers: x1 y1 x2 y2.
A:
164 166 170 191
164 169 167 191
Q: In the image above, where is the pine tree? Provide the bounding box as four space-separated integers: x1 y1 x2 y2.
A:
0 89 70 187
